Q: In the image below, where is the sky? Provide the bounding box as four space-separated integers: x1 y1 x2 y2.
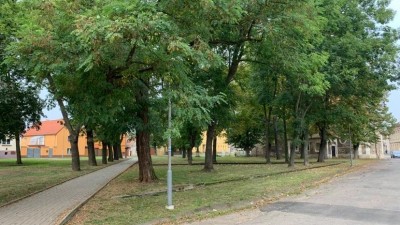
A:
387 0 400 122
42 1 400 121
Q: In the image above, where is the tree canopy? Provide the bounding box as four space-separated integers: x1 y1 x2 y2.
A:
1 0 399 176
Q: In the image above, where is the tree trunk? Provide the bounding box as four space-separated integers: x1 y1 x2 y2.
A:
136 129 158 182
113 144 119 160
353 143 360 159
46 74 80 171
101 141 107 164
70 133 81 171
245 148 251 157
15 131 22 165
86 128 97 166
187 132 196 165
317 125 327 162
136 85 158 182
212 134 217 163
182 148 187 158
303 130 309 166
274 116 281 160
289 118 301 168
187 147 193 165
108 143 114 162
300 142 305 159
283 115 289 163
263 105 272 164
203 122 216 171
118 136 123 159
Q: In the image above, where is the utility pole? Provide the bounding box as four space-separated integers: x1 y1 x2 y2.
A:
166 98 174 210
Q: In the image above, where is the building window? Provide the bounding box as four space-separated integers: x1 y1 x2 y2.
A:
29 136 44 145
1 139 10 145
67 148 71 155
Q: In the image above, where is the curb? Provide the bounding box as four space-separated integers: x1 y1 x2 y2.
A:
0 159 128 209
58 160 138 225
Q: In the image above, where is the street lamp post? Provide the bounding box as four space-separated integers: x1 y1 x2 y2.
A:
349 127 353 167
166 98 174 210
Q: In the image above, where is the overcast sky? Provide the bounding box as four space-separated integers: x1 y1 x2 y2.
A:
42 1 400 121
387 1 400 122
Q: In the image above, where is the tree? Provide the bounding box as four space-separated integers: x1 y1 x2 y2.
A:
314 0 399 162
0 0 43 165
0 76 44 164
69 0 225 181
227 67 263 157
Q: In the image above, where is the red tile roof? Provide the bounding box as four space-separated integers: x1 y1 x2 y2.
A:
24 120 65 136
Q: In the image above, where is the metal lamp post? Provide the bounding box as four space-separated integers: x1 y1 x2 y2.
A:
349 126 353 167
166 98 174 210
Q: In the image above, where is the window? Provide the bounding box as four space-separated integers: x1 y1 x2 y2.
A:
67 148 71 155
1 139 10 145
29 136 44 145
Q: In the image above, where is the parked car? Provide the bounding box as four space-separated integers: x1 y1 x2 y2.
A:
391 151 400 158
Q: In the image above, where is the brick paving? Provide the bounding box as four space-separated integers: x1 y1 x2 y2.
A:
0 158 137 225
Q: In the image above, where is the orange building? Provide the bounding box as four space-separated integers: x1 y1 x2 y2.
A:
20 120 126 158
197 131 230 156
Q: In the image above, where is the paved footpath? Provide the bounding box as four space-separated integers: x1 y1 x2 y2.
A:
188 159 400 225
0 158 137 225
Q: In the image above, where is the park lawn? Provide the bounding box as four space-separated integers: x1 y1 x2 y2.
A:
67 156 376 225
0 157 118 206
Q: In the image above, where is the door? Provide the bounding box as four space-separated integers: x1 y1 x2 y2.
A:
332 146 336 157
27 148 40 158
27 148 34 158
48 148 53 158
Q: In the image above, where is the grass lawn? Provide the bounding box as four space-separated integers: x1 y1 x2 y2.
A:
67 156 376 225
0 157 119 206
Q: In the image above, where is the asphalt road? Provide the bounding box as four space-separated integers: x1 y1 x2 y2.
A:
189 159 400 225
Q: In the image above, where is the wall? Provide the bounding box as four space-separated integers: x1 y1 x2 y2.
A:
20 128 127 158
0 137 16 158
197 131 230 156
390 124 400 150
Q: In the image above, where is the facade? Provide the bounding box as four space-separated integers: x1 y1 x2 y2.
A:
20 119 127 158
21 120 86 158
389 123 400 151
356 135 390 159
0 137 16 158
250 132 388 159
197 131 231 156
144 131 232 156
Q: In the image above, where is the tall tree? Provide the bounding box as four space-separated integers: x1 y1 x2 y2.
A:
0 0 44 165
315 0 399 162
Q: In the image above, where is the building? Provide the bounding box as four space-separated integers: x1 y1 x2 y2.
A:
0 137 16 158
196 131 231 156
20 120 84 158
389 123 400 151
20 119 127 158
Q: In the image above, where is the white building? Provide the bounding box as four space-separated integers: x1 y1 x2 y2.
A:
0 137 17 158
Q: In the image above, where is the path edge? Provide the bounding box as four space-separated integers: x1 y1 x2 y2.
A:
58 160 138 225
0 159 129 209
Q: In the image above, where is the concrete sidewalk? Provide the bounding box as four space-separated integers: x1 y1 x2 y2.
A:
188 159 400 225
0 158 137 225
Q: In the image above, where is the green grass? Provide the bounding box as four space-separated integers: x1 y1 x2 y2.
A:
67 156 375 225
0 157 118 206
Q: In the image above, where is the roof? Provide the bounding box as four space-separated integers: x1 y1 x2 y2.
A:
24 120 65 136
